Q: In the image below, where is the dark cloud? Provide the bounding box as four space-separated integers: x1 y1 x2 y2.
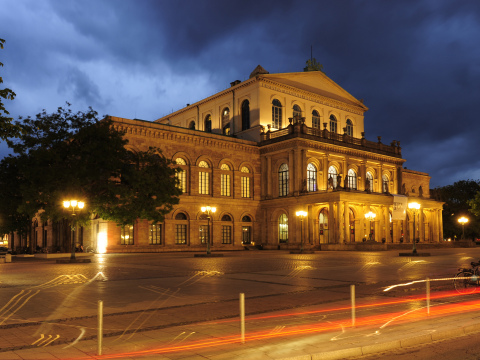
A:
1 0 480 187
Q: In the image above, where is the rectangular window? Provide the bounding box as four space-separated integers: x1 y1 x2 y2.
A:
199 172 210 195
121 224 134 245
175 224 187 244
222 225 232 244
176 170 186 193
199 225 209 244
149 224 162 245
241 176 250 198
221 174 231 196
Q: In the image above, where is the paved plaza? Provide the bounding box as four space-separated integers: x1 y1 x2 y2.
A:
1 248 480 359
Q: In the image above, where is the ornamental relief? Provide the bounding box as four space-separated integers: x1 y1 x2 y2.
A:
260 80 364 115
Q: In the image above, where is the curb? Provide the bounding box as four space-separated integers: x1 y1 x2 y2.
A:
277 323 480 360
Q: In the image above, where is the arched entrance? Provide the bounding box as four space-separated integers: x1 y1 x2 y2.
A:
319 208 329 243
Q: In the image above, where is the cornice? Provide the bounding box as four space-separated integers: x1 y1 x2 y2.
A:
259 78 366 115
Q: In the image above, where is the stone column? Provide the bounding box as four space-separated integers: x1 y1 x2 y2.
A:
328 202 335 243
344 201 350 242
267 156 272 197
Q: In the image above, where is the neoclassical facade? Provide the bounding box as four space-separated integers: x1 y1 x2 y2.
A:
19 65 443 253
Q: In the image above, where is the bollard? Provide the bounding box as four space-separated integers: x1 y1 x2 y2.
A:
350 284 355 327
98 300 103 355
240 293 245 344
426 278 430 316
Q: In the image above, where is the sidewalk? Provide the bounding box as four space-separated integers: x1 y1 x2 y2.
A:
1 289 479 360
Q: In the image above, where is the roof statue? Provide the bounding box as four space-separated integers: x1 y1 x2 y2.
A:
304 58 324 72
249 65 269 78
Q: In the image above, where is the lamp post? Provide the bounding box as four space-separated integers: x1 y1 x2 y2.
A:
63 199 85 261
408 202 420 254
201 206 216 255
458 216 469 240
364 211 376 241
296 210 307 253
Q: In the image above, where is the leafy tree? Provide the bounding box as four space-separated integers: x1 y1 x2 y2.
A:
431 180 480 240
0 105 181 243
0 39 21 140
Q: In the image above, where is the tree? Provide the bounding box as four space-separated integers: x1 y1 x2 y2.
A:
0 105 181 248
0 39 21 140
431 180 480 240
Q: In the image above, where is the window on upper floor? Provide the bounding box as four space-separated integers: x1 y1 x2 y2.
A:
347 168 357 190
312 110 320 129
293 104 302 119
175 157 187 193
278 163 289 197
241 100 250 131
346 119 353 136
220 164 231 197
241 166 251 198
189 121 195 130
222 107 230 126
366 171 374 192
328 166 338 189
198 161 210 195
382 174 389 193
205 115 212 133
329 115 337 133
307 163 317 192
272 99 282 129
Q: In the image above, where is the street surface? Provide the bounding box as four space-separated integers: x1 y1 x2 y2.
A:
1 248 480 359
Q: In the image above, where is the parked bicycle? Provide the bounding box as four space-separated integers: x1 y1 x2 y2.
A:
454 260 480 294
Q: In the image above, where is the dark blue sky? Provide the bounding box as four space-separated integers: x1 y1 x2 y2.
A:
1 0 480 187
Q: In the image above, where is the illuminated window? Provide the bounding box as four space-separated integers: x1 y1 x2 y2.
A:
120 224 134 245
307 163 317 192
175 158 187 193
347 169 357 190
199 161 210 195
241 166 251 198
272 99 282 129
199 225 209 244
175 224 187 244
312 110 320 129
149 224 162 245
278 214 288 243
328 166 338 189
366 171 374 192
382 174 389 193
278 163 289 197
222 226 232 244
220 164 231 196
329 114 337 133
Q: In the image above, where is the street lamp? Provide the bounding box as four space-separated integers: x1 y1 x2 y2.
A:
408 202 420 254
458 216 469 240
364 211 376 241
201 206 216 255
63 199 85 260
296 210 307 253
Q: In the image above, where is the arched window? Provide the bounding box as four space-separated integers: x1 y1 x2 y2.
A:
220 163 231 197
198 161 210 195
242 215 252 222
188 121 195 130
366 171 374 192
319 208 328 237
278 163 289 197
222 107 230 135
307 163 317 192
204 114 212 133
346 119 353 136
242 215 252 244
272 99 282 129
175 157 187 193
241 166 251 198
175 212 187 220
329 114 337 133
347 168 357 190
175 212 188 245
241 100 250 131
293 104 302 119
382 174 389 193
328 166 338 189
221 214 232 244
312 110 320 129
278 214 288 243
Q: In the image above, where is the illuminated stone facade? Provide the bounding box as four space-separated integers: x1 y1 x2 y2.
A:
22 66 443 253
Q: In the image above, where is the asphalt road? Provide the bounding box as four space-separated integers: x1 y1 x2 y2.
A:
1 248 480 357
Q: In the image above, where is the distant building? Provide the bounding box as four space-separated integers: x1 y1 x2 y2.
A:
19 66 443 253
